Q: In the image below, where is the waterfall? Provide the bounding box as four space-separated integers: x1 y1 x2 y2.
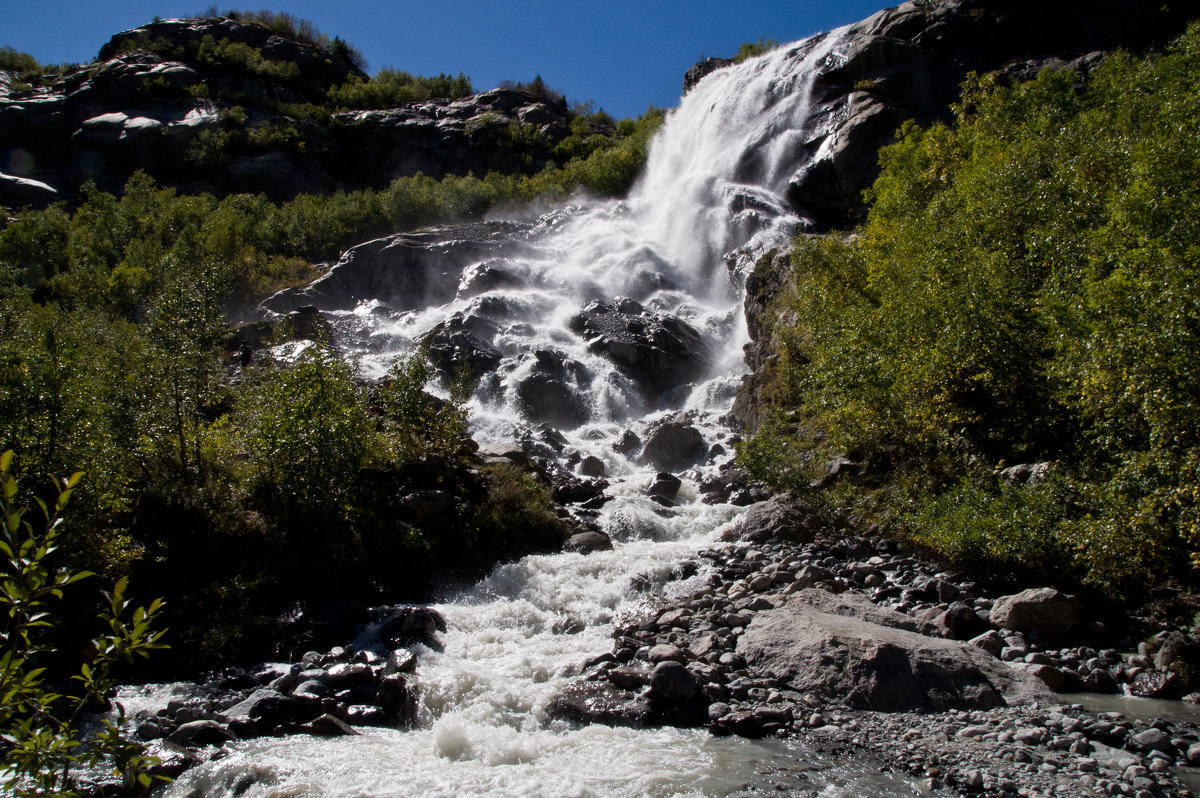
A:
156 27 923 798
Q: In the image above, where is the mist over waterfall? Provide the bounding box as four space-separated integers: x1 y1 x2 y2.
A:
159 27 926 798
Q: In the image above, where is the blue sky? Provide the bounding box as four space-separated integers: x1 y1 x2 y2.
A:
6 1 890 119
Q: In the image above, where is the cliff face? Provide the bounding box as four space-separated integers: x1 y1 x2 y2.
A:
0 18 577 207
686 0 1194 230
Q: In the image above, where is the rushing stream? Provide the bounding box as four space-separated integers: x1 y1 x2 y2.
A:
152 26 937 798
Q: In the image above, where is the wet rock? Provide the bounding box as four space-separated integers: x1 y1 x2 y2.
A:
737 590 1054 711
683 57 735 93
548 681 649 728
990 588 1083 639
639 415 708 471
384 649 418 675
323 662 374 690
223 689 324 732
553 615 586 635
299 714 361 736
379 607 448 648
647 661 706 726
165 719 234 747
515 349 589 428
608 667 650 690
563 530 613 554
422 316 502 381
647 472 682 501
376 673 417 722
580 455 607 477
569 300 713 400
1129 669 1180 699
613 430 642 455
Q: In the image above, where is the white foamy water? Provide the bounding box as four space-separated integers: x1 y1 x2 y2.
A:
161 29 929 798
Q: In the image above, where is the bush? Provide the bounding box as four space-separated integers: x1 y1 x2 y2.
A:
328 69 473 108
742 24 1200 594
0 451 167 798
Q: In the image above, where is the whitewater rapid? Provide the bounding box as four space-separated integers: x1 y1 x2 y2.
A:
153 27 930 798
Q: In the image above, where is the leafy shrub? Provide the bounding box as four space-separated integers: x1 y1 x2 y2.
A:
238 348 371 520
742 24 1200 593
0 451 167 797
328 69 473 108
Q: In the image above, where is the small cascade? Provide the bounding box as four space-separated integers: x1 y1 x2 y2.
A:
158 26 927 798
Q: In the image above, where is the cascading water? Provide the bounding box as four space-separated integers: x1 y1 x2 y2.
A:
155 27 929 798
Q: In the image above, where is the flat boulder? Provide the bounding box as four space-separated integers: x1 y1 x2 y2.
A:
737 589 1055 712
990 588 1082 639
563 530 613 554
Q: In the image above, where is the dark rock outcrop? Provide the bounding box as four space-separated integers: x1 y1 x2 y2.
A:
638 414 708 472
263 221 534 313
0 18 575 207
569 299 714 403
689 0 1194 230
514 349 590 428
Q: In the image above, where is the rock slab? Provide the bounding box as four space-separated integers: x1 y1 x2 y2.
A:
737 589 1055 712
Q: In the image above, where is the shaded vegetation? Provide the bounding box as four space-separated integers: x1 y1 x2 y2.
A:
739 25 1200 595
1 453 168 797
2 148 690 663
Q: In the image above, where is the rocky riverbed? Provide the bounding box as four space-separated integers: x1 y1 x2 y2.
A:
547 493 1200 797
102 491 1200 798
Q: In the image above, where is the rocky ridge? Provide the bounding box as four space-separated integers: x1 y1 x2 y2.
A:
0 17 577 206
685 0 1195 229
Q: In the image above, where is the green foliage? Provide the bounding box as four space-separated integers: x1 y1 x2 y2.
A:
375 355 469 464
0 452 167 797
742 24 1200 593
328 69 473 108
197 34 300 82
734 38 780 63
0 46 42 82
239 349 370 519
216 8 366 70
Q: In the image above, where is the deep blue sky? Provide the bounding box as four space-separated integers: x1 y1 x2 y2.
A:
7 1 890 119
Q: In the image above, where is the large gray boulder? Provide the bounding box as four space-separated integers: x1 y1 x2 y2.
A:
989 588 1082 639
737 589 1055 712
263 222 532 313
722 493 819 544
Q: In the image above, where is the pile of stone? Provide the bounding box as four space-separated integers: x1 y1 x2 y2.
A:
548 494 1200 797
124 607 444 778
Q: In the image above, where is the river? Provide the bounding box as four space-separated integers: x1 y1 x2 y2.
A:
152 25 937 798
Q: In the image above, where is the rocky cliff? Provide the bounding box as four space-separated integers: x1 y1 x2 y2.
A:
687 0 1194 230
0 17 579 207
